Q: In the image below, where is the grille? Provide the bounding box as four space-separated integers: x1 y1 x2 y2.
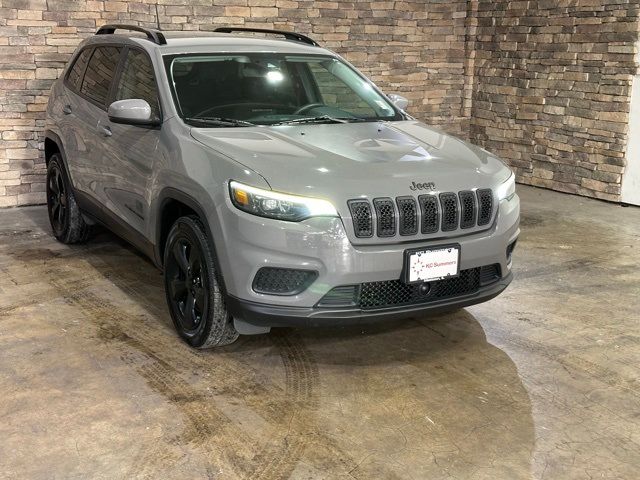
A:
396 197 418 235
439 193 459 231
252 267 318 295
347 190 493 238
419 194 439 234
359 268 481 310
458 191 476 229
374 198 396 237
477 189 493 226
348 200 373 238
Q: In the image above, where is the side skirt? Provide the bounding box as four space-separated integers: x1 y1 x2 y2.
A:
74 190 159 268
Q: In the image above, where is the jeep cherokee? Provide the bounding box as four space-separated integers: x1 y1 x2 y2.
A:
45 25 520 348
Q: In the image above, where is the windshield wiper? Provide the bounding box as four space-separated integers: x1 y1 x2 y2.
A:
184 116 255 127
274 115 352 126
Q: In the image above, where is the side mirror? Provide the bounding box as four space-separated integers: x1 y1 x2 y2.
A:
108 99 156 126
388 94 409 111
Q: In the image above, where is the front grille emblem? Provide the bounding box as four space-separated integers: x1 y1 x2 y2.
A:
409 181 436 191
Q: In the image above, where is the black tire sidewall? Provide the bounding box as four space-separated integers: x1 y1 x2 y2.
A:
163 216 226 348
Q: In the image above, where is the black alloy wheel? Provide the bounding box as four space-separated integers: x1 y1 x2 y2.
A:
47 161 68 236
166 236 209 336
45 154 90 244
163 215 239 348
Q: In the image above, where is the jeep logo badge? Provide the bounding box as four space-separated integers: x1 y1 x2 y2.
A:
409 181 436 191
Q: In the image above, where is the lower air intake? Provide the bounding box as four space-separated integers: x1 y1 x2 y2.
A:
359 268 480 309
318 264 503 310
479 264 501 286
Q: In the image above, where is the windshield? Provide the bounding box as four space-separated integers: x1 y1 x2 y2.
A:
164 53 403 126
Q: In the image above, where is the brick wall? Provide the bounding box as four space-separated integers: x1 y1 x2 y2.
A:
471 0 640 202
0 0 638 207
0 0 471 207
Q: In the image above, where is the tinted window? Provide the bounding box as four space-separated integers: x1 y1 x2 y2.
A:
166 54 399 125
308 62 380 118
114 49 161 120
80 46 122 106
67 48 92 93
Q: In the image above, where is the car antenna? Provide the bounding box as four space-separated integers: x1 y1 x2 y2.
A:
154 3 161 31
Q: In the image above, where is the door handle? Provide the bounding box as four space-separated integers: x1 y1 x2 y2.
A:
62 104 72 115
99 125 112 137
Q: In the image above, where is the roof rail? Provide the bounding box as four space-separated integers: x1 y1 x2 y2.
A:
214 27 319 47
96 24 167 45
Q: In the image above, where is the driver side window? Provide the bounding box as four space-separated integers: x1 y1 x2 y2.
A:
114 49 161 120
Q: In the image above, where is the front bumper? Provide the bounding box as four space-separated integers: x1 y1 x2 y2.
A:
212 193 520 326
227 272 512 327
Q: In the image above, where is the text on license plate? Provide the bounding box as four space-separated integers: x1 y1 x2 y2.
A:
407 246 460 283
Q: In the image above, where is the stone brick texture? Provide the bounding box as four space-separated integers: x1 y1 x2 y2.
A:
0 0 637 207
471 0 640 202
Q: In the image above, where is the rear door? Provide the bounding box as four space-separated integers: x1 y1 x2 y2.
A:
73 45 123 198
98 46 164 236
57 46 93 187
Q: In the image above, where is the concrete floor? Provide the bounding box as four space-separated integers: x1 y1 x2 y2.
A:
0 185 639 480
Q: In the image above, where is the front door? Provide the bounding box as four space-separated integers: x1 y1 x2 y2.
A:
97 47 164 236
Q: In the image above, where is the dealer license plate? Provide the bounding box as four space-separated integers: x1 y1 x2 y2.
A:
404 245 460 284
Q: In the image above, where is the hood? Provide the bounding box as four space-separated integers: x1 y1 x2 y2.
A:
191 120 511 205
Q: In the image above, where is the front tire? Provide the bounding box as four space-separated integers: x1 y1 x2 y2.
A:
46 154 90 244
163 215 239 348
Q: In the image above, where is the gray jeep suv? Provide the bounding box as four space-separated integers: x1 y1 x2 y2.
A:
45 25 520 348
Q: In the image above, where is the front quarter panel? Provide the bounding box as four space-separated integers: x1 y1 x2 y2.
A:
147 117 269 272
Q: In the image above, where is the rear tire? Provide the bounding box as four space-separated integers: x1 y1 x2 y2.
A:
163 215 239 348
46 154 91 244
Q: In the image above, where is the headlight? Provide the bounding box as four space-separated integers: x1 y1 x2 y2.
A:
495 172 516 201
229 181 338 221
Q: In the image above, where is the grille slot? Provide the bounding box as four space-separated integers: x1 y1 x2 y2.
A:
396 197 418 236
418 194 439 234
439 193 459 231
348 199 373 238
373 198 396 237
357 268 481 310
252 267 318 295
477 189 493 226
459 191 476 229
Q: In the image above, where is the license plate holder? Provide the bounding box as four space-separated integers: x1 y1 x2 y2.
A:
402 244 461 284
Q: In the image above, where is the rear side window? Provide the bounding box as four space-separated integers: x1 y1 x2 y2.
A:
80 46 122 106
67 48 92 93
114 49 161 120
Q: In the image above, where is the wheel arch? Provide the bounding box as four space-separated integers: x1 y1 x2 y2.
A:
43 130 74 187
44 130 64 164
154 188 227 294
